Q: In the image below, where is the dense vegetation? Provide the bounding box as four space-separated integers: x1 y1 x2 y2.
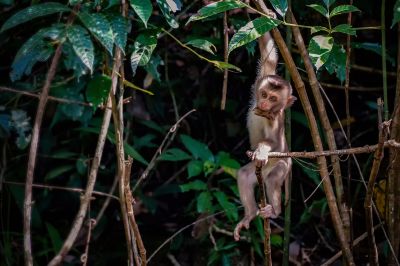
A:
1 0 400 265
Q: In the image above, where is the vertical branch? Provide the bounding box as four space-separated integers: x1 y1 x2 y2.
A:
344 0 354 249
255 165 272 266
251 1 354 265
24 7 80 265
283 3 292 264
221 11 229 110
364 99 387 266
381 0 388 120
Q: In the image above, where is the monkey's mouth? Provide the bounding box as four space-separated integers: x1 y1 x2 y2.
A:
253 107 276 120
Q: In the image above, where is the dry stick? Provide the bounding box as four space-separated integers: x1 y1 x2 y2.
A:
319 82 391 92
124 158 146 265
251 1 355 264
47 30 122 266
344 1 354 250
0 86 92 107
322 224 382 266
81 217 95 266
288 10 351 249
221 11 229 110
255 164 272 266
364 99 387 266
351 64 397 78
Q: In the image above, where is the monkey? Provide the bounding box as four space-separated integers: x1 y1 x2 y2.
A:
233 32 296 241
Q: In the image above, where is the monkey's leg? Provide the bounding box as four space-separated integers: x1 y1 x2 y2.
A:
259 160 289 219
234 162 258 241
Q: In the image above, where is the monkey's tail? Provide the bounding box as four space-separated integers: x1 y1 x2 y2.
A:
258 32 278 77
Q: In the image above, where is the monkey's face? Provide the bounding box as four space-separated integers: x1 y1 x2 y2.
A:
255 76 289 119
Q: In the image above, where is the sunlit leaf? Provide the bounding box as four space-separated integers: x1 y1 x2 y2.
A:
130 31 158 76
308 35 333 70
130 0 152 27
332 24 356 35
109 14 128 53
307 4 328 17
166 0 182 12
310 26 329 34
228 17 281 54
67 25 94 72
157 0 179 28
180 134 214 162
187 0 246 24
1 2 70 32
269 0 288 17
211 60 242 72
186 39 217 55
330 5 360 18
79 12 114 55
322 0 336 8
86 75 112 107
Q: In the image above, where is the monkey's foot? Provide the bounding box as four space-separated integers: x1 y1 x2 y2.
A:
258 205 275 219
234 215 256 241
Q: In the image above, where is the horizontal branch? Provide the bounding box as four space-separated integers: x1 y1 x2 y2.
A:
0 86 92 107
267 140 400 159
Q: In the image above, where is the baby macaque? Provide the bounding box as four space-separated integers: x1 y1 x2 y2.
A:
234 32 296 241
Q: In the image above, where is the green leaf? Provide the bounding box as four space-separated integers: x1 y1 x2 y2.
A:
307 4 328 17
180 180 207 192
187 0 246 24
271 234 283 247
180 134 214 162
10 110 31 149
158 148 192 161
130 31 158 76
228 17 281 54
0 2 71 32
186 39 217 55
308 35 333 70
217 152 240 178
144 54 163 81
44 165 75 180
130 0 152 27
203 160 216 176
78 12 114 55
322 0 336 8
196 191 213 212
11 26 63 81
46 222 63 253
392 0 400 28
214 191 238 221
310 26 329 34
330 5 360 18
109 14 128 53
187 160 203 178
67 25 94 72
352 42 395 66
269 0 288 17
332 24 356 35
86 75 112 107
211 60 242 72
157 0 179 28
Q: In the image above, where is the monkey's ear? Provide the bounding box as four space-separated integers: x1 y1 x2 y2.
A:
285 96 297 108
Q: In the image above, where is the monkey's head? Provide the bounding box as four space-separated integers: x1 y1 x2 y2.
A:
254 75 296 120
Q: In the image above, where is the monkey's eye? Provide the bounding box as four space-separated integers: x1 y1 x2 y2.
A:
269 96 277 102
261 91 268 98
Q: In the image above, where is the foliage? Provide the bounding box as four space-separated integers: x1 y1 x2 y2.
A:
0 0 399 265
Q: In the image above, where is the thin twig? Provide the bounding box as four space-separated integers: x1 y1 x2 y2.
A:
0 86 92 107
221 11 229 110
3 181 119 200
81 217 95 266
133 109 196 191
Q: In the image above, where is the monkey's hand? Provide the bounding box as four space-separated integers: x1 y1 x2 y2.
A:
258 205 275 219
250 142 271 165
234 215 254 241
